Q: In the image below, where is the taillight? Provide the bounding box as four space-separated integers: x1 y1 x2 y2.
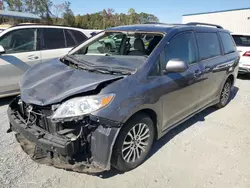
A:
243 51 250 57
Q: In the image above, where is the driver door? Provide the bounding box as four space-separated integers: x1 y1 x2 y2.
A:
0 28 41 95
160 32 204 130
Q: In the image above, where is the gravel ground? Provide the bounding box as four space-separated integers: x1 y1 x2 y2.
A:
1 76 250 188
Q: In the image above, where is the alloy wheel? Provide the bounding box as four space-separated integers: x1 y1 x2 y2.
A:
221 82 231 105
122 123 150 163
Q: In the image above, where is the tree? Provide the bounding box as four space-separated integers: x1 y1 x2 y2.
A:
53 3 65 23
62 1 75 26
0 0 4 10
4 0 23 11
0 3 159 29
128 8 138 24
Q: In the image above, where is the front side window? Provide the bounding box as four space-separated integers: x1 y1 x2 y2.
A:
232 35 250 47
42 28 65 50
219 32 236 54
0 29 37 53
164 32 197 68
196 32 221 60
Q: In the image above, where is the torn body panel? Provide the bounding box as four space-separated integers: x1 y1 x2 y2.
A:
20 59 123 106
8 96 121 173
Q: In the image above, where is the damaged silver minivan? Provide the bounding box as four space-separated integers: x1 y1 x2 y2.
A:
7 23 239 173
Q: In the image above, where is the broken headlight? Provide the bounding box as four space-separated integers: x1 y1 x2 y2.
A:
52 94 115 119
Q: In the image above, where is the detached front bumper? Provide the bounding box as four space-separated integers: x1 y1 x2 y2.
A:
7 97 121 173
8 107 77 156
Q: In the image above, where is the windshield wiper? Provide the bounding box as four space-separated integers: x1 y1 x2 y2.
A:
64 55 134 75
78 65 132 75
63 55 93 68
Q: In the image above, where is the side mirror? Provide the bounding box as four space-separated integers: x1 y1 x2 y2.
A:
165 59 189 73
0 45 5 54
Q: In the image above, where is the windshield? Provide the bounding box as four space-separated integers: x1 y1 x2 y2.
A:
232 35 250 47
65 31 163 74
72 31 163 57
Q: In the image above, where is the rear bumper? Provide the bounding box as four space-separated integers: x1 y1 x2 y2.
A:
239 67 250 73
239 60 250 73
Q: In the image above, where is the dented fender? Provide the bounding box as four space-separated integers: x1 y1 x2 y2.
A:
90 125 121 170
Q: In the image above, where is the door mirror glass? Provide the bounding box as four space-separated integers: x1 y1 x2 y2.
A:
0 45 5 54
165 59 189 73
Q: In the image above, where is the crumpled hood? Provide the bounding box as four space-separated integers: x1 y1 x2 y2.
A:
20 59 123 106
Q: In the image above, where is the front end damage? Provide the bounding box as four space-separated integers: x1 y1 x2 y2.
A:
7 96 121 173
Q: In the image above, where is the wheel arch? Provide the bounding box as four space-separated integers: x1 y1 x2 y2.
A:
122 108 159 140
227 74 235 87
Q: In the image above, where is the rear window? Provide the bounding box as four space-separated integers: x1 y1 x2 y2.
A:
196 32 221 61
219 32 236 54
232 35 250 47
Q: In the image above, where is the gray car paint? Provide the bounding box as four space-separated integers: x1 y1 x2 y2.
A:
10 25 240 172
20 59 124 106
19 26 240 137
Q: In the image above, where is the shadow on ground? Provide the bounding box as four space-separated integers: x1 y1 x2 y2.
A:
0 96 15 107
96 86 239 179
237 74 250 80
0 87 239 179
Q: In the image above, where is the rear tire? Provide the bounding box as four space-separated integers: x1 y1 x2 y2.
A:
215 79 232 109
111 113 155 172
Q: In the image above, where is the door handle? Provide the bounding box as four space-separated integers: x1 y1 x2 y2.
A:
193 70 202 78
28 55 39 60
204 67 211 73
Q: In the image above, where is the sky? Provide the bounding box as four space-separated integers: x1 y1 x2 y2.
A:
52 0 250 23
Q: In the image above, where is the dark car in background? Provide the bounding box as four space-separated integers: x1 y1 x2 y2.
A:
7 22 239 173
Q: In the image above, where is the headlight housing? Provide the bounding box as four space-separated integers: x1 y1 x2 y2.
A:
52 94 115 119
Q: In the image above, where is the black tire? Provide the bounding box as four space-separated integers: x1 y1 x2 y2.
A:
215 79 232 109
111 113 155 172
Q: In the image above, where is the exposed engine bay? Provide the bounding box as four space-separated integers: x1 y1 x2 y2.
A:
8 96 121 173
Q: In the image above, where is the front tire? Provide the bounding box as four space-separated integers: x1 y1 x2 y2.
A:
111 113 155 172
216 79 232 108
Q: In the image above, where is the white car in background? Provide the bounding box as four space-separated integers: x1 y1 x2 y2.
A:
232 33 250 74
0 24 99 98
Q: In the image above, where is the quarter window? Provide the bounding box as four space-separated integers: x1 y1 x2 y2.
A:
65 30 76 47
71 30 87 44
219 32 236 54
0 29 37 53
42 28 65 50
196 32 221 60
164 32 197 68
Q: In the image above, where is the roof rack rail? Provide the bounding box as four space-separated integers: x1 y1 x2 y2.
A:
13 23 83 29
186 22 223 29
144 22 184 26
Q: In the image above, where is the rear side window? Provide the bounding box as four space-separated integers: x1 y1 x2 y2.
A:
65 30 76 47
164 32 197 66
232 35 250 47
196 32 221 61
219 32 236 54
42 28 65 50
71 30 87 44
